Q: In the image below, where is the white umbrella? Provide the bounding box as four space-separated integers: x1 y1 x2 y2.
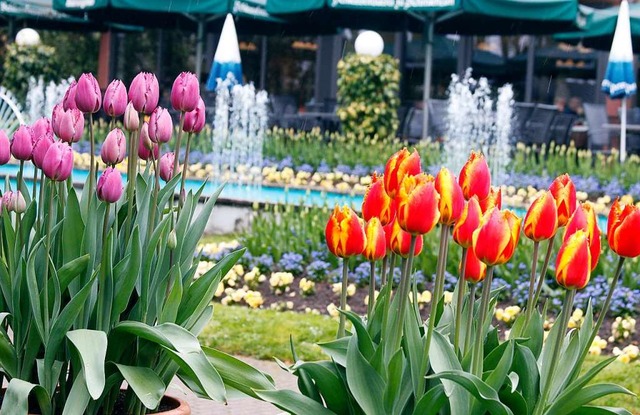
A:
602 0 637 162
206 14 243 90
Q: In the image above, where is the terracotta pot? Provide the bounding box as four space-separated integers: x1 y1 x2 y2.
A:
151 395 191 415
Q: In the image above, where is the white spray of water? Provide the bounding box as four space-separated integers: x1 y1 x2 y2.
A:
25 77 74 122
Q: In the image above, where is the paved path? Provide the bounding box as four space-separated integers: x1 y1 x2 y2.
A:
168 356 297 414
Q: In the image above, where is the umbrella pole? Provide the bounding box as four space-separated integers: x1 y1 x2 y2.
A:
525 36 536 103
621 98 627 162
195 18 205 82
260 36 268 90
422 14 434 141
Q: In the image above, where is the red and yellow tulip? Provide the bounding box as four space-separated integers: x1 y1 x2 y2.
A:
453 196 482 248
435 167 464 225
478 186 502 213
363 218 386 261
607 199 640 258
523 191 558 242
472 208 521 266
389 218 423 258
459 151 491 201
383 148 421 199
549 174 577 227
325 205 366 258
397 173 440 235
362 172 396 225
556 229 591 290
564 202 601 270
463 248 487 283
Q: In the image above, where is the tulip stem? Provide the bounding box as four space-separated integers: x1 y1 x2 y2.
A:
393 236 417 352
533 234 556 307
43 179 55 339
453 248 468 354
524 241 540 325
32 166 38 203
337 258 350 338
149 154 160 238
534 288 575 415
16 160 24 194
367 261 376 321
88 112 95 198
179 132 193 209
102 203 111 245
380 255 388 286
472 266 495 377
464 283 477 357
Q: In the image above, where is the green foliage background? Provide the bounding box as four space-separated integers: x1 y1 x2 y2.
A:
337 53 400 139
1 43 59 101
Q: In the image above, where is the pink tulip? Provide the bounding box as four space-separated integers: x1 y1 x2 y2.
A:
0 130 11 165
183 97 206 133
58 108 85 143
62 81 78 111
75 73 101 113
129 72 159 114
101 128 126 166
171 72 200 112
51 103 64 138
11 125 33 161
32 133 54 169
138 123 159 161
97 167 123 203
42 142 73 181
103 79 128 117
159 152 176 182
32 117 52 141
148 107 173 143
3 191 26 213
123 102 139 132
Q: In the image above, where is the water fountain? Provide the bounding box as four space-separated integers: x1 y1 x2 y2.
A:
444 69 514 182
25 76 74 122
211 75 269 187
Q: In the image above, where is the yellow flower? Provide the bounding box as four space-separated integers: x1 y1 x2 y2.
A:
443 291 454 304
244 290 264 309
617 354 631 364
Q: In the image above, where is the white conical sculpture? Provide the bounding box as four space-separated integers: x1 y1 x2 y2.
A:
207 14 243 90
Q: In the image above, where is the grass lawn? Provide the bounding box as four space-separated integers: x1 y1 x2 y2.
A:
200 305 640 413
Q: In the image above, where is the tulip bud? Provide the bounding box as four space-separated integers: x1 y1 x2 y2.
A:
42 142 74 181
183 97 206 133
564 202 601 270
453 196 482 248
472 208 521 266
167 229 177 250
362 172 396 225
138 123 159 161
383 148 421 198
2 191 26 213
129 72 159 114
51 103 64 138
549 174 577 227
159 152 176 182
148 107 173 143
459 151 491 200
124 102 140 132
388 218 423 258
103 79 128 117
0 130 11 165
32 132 54 169
478 186 502 213
556 229 591 290
397 173 440 235
58 108 85 143
435 167 464 225
101 128 127 166
462 248 487 283
523 191 558 242
325 205 367 258
607 198 640 258
75 73 102 113
62 81 78 111
171 72 200 112
32 117 52 142
97 167 123 203
11 125 33 161
363 218 386 261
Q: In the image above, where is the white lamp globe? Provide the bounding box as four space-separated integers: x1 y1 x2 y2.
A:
16 28 41 47
354 31 384 57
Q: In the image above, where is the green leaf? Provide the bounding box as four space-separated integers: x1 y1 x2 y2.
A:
513 344 539 412
114 364 165 409
430 331 470 414
296 361 350 414
57 255 90 294
485 340 515 391
552 356 616 410
427 371 514 415
159 268 182 324
413 384 448 415
546 384 634 415
567 406 633 415
25 238 46 343
340 310 374 360
62 189 84 264
255 389 336 415
61 370 91 415
346 333 386 415
66 329 107 400
112 227 141 320
0 378 51 415
204 347 275 399
318 337 349 367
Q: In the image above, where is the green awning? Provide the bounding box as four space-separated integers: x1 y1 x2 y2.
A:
436 0 578 35
53 0 228 14
555 3 640 51
266 0 457 13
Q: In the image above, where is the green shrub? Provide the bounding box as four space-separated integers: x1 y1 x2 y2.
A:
337 53 400 139
1 43 59 101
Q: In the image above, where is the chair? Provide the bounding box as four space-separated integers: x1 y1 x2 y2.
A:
624 107 640 155
584 103 612 152
269 95 297 127
521 104 557 146
513 102 535 144
548 113 577 146
428 99 448 141
401 108 424 144
396 105 410 137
